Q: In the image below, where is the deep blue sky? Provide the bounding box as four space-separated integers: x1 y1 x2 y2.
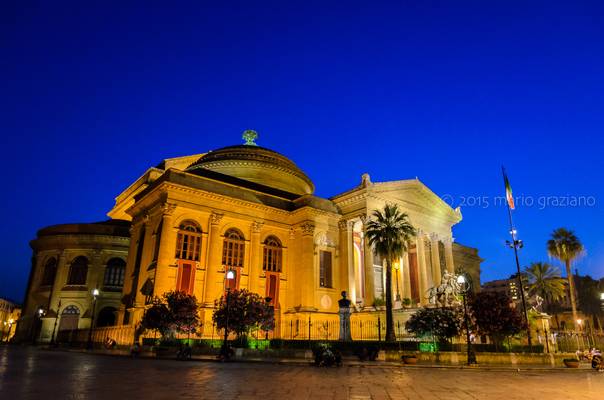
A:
2 1 603 302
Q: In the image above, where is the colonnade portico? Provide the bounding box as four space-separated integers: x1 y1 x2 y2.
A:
338 216 456 308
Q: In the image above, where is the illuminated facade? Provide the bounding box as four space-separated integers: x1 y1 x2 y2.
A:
18 137 482 343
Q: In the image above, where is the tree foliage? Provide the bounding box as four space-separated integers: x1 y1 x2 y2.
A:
547 227 584 323
140 290 200 339
212 289 274 338
525 262 566 304
469 292 526 345
365 203 416 341
405 307 462 342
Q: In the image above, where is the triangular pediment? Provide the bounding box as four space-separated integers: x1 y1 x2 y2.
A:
370 179 462 224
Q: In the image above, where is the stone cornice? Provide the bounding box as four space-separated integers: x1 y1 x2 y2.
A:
128 181 293 219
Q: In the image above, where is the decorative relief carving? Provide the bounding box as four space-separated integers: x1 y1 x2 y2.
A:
300 221 315 236
210 212 224 225
289 227 296 239
315 232 335 247
338 220 348 230
251 220 264 233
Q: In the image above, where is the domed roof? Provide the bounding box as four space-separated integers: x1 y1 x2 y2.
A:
186 145 315 196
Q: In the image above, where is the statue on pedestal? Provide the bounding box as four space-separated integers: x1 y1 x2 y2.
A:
338 291 352 341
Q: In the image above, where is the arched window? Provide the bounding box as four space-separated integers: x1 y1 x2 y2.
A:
40 258 57 287
67 256 88 285
96 306 117 327
104 258 126 288
263 236 282 272
222 228 245 268
263 236 282 307
175 221 202 261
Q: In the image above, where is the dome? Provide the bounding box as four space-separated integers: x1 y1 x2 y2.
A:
186 145 315 196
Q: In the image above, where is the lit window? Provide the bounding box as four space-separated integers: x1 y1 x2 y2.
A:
319 250 333 288
263 236 282 273
222 229 245 268
175 221 202 261
67 256 88 285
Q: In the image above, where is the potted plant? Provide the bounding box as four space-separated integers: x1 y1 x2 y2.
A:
402 298 412 308
372 296 386 310
563 358 580 368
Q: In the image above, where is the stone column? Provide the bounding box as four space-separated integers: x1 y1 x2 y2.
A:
203 212 224 306
416 232 429 305
444 238 455 274
430 234 442 286
402 251 411 301
338 220 354 303
46 251 66 338
298 221 316 311
154 203 176 296
361 229 375 307
49 252 67 312
248 221 264 294
90 249 103 291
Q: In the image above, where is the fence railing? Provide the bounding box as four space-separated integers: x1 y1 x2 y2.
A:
549 331 604 353
54 319 604 355
56 325 135 346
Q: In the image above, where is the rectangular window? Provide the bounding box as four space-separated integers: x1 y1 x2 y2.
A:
319 250 332 288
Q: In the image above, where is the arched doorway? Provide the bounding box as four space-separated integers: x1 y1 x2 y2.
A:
57 305 80 342
58 305 80 331
96 307 117 327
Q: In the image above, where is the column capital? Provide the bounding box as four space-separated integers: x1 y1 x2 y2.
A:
299 221 315 236
338 220 349 230
251 220 264 234
429 232 439 241
358 214 367 225
161 202 177 216
210 211 224 226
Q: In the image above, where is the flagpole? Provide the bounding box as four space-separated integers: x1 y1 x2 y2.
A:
502 166 532 352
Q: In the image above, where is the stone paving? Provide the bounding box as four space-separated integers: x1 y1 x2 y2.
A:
0 346 603 399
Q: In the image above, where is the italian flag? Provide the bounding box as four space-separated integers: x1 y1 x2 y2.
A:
502 167 515 210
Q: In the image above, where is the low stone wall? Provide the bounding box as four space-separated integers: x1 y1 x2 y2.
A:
386 350 577 366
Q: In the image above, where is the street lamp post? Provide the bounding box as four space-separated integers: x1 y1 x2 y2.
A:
87 289 100 350
33 307 45 345
457 274 476 365
221 270 235 360
393 262 401 302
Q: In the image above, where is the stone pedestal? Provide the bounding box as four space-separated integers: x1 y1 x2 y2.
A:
338 291 352 341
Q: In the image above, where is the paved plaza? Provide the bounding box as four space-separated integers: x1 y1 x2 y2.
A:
0 346 603 399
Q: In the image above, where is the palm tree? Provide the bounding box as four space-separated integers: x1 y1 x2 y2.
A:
547 228 584 327
525 262 566 325
365 204 416 341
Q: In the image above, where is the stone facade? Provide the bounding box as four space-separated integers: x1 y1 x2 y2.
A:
16 221 129 343
19 140 482 342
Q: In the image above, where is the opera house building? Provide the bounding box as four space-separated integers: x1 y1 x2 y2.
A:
17 134 482 343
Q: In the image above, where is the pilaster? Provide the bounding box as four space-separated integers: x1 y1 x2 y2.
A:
416 231 429 305
154 203 176 296
248 220 264 294
203 211 224 306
